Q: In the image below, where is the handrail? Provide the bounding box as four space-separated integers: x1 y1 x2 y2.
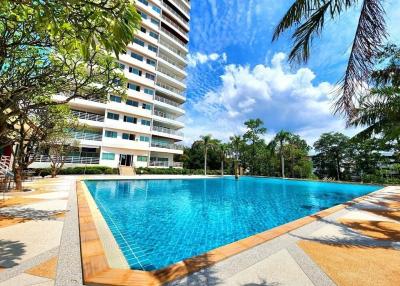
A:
154 95 183 108
161 27 187 48
159 38 187 59
154 109 180 120
153 125 183 136
158 53 186 70
162 2 189 25
168 0 190 15
157 66 186 82
156 81 185 95
71 131 103 141
71 110 105 122
32 155 100 165
162 15 188 36
151 141 184 150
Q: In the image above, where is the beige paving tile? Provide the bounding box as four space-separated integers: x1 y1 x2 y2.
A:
338 209 398 223
24 192 69 200
0 273 52 286
223 249 314 286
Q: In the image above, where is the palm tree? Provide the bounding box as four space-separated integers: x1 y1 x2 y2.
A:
229 135 243 179
273 0 387 119
194 135 219 175
272 131 291 178
218 143 229 176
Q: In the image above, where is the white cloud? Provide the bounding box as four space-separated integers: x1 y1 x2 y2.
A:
187 52 228 67
186 52 358 146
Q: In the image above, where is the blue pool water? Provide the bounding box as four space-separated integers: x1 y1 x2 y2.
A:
85 177 381 270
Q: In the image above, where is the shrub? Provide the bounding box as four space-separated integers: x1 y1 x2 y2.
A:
135 167 222 175
31 166 118 176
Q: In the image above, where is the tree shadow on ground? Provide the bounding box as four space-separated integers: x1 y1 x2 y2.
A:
0 207 65 221
0 239 26 268
241 279 281 286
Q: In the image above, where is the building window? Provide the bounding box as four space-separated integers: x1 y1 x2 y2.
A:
105 131 117 138
126 99 139 107
110 95 122 103
102 153 115 160
129 66 142 76
137 155 148 162
107 112 119 120
133 37 145 47
124 116 137 124
140 26 147 33
127 83 141 92
142 103 152 110
137 10 147 19
118 63 125 69
144 88 154 95
145 73 155 81
131 52 143 61
152 5 161 14
140 136 150 142
148 45 158 53
151 18 160 26
146 59 156 66
122 133 135 141
149 31 159 39
141 119 151 126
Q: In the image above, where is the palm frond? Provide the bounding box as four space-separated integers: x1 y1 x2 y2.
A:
334 0 387 118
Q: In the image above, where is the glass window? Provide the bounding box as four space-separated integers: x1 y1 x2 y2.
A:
105 131 117 138
124 116 137 124
118 63 125 69
151 18 160 26
107 112 119 120
141 119 151 126
131 52 143 61
149 31 159 39
138 10 147 19
140 136 150 142
122 133 135 141
129 66 142 76
126 99 139 107
133 37 145 47
145 73 155 81
152 5 161 14
142 103 152 110
148 45 158 53
137 155 148 162
127 83 141 92
102 153 115 160
140 26 147 33
110 95 122 103
146 59 156 66
138 0 148 6
144 88 154 95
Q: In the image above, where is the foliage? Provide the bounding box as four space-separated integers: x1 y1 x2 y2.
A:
193 134 220 175
34 166 118 177
243 119 267 175
136 168 222 176
273 0 387 119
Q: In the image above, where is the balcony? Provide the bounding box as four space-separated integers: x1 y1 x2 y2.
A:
154 95 181 108
157 66 185 82
32 155 100 165
158 53 186 72
71 110 104 122
162 2 189 27
168 0 190 16
162 15 188 39
161 27 187 49
149 161 183 168
156 81 185 100
71 131 102 141
151 141 183 150
154 110 180 120
153 125 183 136
159 39 187 62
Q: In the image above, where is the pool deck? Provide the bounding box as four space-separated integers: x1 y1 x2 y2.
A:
0 175 399 286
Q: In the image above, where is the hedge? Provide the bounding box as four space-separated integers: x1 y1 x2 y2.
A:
135 167 222 175
33 166 118 177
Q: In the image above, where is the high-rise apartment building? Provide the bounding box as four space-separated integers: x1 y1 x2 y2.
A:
32 0 190 169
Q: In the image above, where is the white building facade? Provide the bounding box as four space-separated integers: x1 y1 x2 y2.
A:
32 0 190 169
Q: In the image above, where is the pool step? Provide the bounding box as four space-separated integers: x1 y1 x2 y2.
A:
119 166 136 176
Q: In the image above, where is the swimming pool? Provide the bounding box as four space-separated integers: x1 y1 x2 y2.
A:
84 177 381 271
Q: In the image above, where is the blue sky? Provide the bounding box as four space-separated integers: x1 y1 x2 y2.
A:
183 0 400 146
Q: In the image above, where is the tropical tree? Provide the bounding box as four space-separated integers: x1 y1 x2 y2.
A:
218 143 230 176
273 0 387 119
194 135 219 175
271 130 291 178
229 135 245 179
313 132 350 180
287 134 311 178
243 119 267 175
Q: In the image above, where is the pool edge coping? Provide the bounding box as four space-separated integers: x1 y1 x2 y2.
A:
77 179 387 286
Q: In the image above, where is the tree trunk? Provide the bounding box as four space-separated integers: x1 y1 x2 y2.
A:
14 167 23 191
51 167 57 178
221 159 224 176
280 152 285 178
336 158 340 181
234 160 239 179
291 154 294 178
204 148 207 176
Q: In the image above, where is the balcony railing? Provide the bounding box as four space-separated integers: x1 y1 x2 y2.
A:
156 81 185 95
157 66 185 82
151 141 183 150
71 110 104 122
153 125 183 136
149 161 184 168
169 0 190 15
159 38 187 58
158 53 186 70
161 27 187 48
162 15 188 36
162 2 189 25
154 95 181 108
72 131 103 141
154 109 180 120
32 155 100 165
